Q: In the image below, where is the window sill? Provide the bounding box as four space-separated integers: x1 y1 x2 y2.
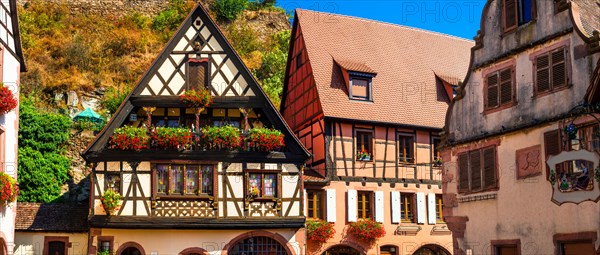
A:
457 191 498 203
154 195 214 200
532 84 572 99
501 19 537 37
483 101 517 115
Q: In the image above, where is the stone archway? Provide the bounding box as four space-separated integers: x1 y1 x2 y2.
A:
412 244 451 255
322 245 363 255
0 238 7 255
116 242 146 255
179 247 209 255
224 231 294 255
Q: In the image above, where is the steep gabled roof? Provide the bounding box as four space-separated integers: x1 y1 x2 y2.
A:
290 9 473 129
16 203 89 232
82 4 309 161
571 0 600 40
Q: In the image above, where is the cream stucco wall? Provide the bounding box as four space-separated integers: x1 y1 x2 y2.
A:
14 232 88 255
444 122 600 254
95 228 301 255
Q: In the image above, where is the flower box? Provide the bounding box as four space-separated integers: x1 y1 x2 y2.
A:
245 128 285 152
151 127 193 150
0 172 18 206
0 84 17 115
306 219 335 244
109 126 149 151
101 189 122 216
180 88 213 108
201 125 242 150
347 219 385 244
356 150 371 161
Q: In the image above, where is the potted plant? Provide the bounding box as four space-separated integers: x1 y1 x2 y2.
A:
306 219 336 244
101 189 122 216
180 88 213 132
97 250 111 255
433 158 443 167
109 126 149 151
245 128 285 152
356 149 371 161
200 125 242 150
151 127 193 150
0 172 18 206
0 84 17 115
347 219 385 244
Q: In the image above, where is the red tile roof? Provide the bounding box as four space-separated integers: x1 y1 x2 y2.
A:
296 9 473 128
16 203 89 232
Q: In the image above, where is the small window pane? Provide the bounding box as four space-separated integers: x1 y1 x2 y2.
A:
263 174 277 197
357 131 373 154
497 246 518 255
106 173 121 193
201 165 214 195
351 78 369 99
249 174 261 196
185 165 199 195
171 165 184 194
157 165 168 194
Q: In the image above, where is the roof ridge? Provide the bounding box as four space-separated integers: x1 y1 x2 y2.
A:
295 8 474 43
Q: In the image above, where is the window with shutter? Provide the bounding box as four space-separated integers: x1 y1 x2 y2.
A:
458 153 470 192
188 59 208 90
535 47 569 95
499 69 513 104
503 0 518 32
487 74 499 108
458 146 499 194
469 150 482 191
485 67 513 111
483 147 497 189
503 0 535 33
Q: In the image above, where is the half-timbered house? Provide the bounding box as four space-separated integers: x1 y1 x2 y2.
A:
0 0 26 254
82 4 309 255
280 9 473 255
443 0 600 254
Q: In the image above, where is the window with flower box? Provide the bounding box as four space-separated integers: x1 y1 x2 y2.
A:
153 163 215 197
246 170 280 199
356 130 373 161
357 191 372 219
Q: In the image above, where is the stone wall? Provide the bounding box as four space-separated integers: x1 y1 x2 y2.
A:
17 0 189 17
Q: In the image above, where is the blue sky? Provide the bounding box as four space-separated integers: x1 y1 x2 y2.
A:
275 0 486 40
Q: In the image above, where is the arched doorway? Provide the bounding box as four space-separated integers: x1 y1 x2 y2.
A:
0 238 7 255
229 236 288 255
322 245 362 255
179 247 208 255
116 242 145 255
412 245 450 255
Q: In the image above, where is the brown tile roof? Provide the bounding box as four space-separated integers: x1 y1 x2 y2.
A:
572 0 600 38
303 168 327 182
296 9 473 128
16 203 89 232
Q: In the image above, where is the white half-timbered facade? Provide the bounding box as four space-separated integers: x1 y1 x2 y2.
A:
82 4 309 255
0 0 25 254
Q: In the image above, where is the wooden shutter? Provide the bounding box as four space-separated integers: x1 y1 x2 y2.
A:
458 153 470 192
503 0 518 31
487 73 499 108
544 130 563 179
304 190 308 216
483 147 497 189
374 191 384 223
552 48 567 88
188 60 208 90
427 193 436 225
326 189 336 222
469 150 482 191
391 191 400 223
416 192 426 224
347 190 357 222
536 54 550 93
499 68 513 104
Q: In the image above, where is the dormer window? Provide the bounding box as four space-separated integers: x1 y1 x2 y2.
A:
503 0 535 33
349 72 374 101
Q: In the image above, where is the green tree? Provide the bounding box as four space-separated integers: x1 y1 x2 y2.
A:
213 0 249 22
17 98 72 202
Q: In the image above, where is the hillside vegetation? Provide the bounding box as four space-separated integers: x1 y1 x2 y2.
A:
17 0 292 202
